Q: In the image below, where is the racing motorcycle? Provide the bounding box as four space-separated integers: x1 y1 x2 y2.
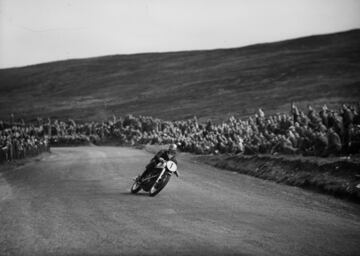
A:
130 160 179 196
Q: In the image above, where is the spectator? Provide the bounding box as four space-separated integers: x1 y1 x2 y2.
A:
3 102 359 163
327 128 342 156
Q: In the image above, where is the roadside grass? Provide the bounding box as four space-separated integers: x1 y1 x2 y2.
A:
197 153 360 202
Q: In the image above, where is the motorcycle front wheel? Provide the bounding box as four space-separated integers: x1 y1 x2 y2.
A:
149 174 170 197
130 180 141 194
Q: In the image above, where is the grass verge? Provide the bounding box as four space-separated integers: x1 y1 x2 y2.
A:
196 153 360 203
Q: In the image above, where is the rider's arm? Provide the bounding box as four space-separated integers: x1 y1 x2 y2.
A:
153 150 166 162
175 169 180 177
171 157 179 177
171 157 178 165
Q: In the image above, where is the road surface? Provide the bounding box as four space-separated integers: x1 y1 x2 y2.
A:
0 146 359 256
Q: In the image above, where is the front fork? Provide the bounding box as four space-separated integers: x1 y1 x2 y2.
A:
154 168 166 185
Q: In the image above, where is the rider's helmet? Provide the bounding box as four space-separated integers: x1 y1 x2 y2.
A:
168 143 177 155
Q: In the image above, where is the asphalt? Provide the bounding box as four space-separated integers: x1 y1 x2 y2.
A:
0 146 359 256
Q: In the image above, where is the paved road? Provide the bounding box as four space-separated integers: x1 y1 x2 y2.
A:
0 146 359 256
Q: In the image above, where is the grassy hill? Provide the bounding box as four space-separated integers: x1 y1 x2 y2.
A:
0 29 359 122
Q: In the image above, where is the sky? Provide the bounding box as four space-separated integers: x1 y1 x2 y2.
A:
0 0 360 68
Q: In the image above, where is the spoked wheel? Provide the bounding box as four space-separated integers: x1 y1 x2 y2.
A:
130 180 141 194
149 174 170 197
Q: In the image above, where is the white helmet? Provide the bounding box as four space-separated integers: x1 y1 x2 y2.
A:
168 143 177 154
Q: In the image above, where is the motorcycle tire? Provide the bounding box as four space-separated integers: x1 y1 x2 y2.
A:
149 174 171 197
130 180 141 194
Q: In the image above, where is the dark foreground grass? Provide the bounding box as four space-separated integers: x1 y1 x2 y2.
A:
1 29 359 122
198 153 360 202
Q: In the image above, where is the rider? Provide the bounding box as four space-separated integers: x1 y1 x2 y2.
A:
136 143 179 182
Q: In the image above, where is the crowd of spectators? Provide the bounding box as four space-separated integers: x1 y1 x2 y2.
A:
0 119 50 163
1 103 359 164
48 102 360 157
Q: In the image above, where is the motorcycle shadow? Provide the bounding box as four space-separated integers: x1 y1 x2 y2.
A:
120 191 150 197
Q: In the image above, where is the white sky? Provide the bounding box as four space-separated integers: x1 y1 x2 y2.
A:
0 0 360 68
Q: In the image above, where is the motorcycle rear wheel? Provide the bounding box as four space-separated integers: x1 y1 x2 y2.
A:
149 174 170 197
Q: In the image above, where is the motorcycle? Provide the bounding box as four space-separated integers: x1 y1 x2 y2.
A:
130 160 179 196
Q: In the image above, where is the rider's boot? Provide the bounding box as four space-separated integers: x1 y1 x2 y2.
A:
134 174 142 183
135 163 154 183
135 169 147 183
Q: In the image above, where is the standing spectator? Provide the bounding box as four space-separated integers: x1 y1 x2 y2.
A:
291 102 300 124
314 131 329 157
307 105 322 130
341 104 354 153
319 104 329 127
327 128 342 156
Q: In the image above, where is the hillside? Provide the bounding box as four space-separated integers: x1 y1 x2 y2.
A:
0 29 359 122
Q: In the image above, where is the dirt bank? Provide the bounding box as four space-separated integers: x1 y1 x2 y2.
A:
196 153 360 202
